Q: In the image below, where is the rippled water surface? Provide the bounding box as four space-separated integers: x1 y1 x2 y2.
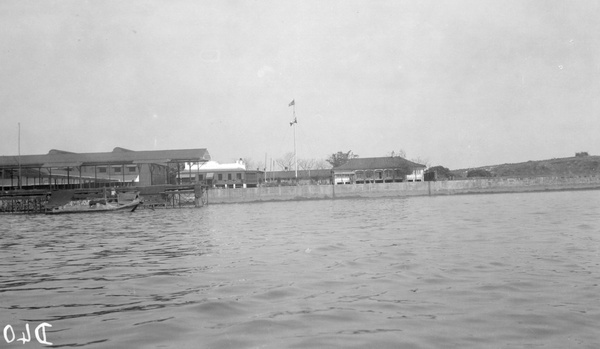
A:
2 190 600 348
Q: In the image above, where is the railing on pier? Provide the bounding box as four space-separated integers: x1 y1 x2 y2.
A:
0 190 50 214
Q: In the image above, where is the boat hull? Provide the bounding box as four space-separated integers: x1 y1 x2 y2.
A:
45 200 141 215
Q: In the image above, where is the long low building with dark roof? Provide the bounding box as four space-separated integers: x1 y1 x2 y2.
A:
264 169 333 185
0 147 210 190
332 156 426 185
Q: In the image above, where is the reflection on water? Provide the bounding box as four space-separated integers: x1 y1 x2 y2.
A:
1 190 600 348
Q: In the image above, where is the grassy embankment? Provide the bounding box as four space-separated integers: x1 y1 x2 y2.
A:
452 155 600 178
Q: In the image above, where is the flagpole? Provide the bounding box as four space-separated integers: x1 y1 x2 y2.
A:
18 122 22 190
293 102 297 180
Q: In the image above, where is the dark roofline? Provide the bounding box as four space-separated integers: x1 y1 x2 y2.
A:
266 169 332 179
0 148 210 169
333 156 426 171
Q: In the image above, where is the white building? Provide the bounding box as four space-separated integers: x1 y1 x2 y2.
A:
179 159 264 188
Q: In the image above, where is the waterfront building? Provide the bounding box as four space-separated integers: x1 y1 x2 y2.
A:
332 156 426 185
264 169 333 185
0 147 210 190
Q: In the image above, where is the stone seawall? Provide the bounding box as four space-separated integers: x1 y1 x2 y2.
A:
205 176 600 204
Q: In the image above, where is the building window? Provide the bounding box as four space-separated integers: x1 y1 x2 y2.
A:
236 173 242 180
218 174 223 180
128 167 137 172
113 167 121 173
98 167 107 173
228 173 232 180
198 174 204 180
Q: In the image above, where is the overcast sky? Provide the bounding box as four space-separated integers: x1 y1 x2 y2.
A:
1 0 599 169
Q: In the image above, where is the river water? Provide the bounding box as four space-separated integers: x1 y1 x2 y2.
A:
1 190 599 348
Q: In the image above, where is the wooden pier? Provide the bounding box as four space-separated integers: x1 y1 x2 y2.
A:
0 184 208 214
137 184 208 209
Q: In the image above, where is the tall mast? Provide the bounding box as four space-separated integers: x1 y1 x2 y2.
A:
293 103 297 179
289 99 298 179
18 122 21 190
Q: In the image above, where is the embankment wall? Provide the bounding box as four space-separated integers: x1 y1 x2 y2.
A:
205 176 600 204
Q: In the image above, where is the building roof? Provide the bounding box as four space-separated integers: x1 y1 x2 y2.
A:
0 147 210 169
333 157 426 171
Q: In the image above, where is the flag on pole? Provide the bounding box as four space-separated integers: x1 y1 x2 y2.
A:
288 100 295 107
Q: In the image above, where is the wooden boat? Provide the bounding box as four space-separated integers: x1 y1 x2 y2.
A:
45 189 141 215
45 199 141 215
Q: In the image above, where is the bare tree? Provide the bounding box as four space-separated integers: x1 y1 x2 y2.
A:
275 152 295 171
255 161 265 171
297 158 317 171
410 156 430 167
